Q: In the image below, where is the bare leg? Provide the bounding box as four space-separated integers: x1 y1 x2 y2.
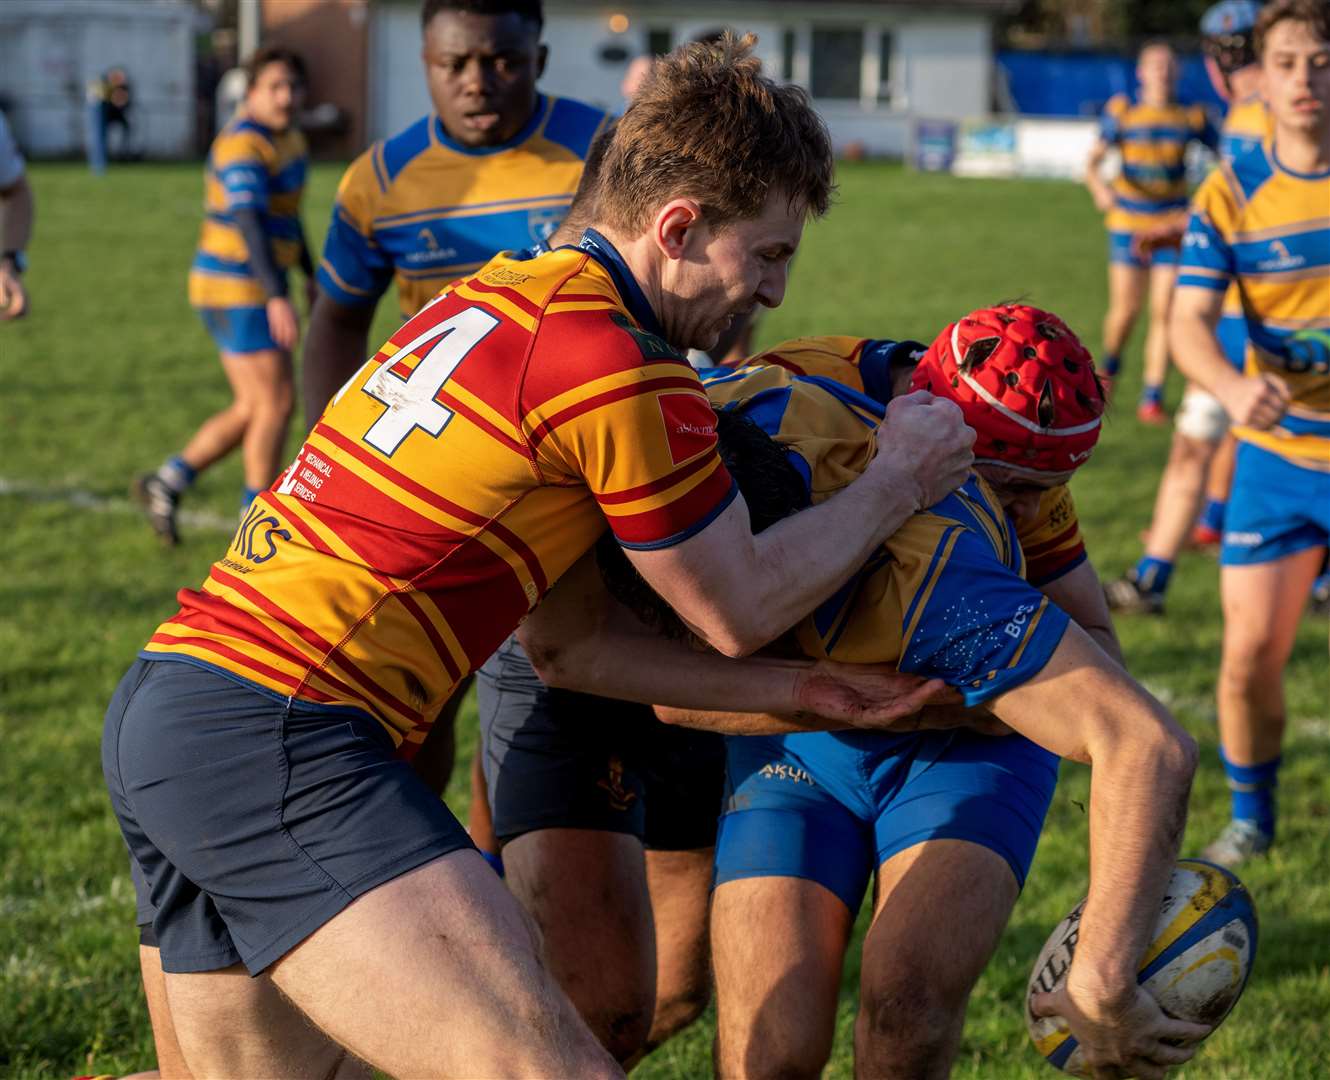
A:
712 877 853 1078
1218 549 1324 765
1101 261 1147 375
1142 262 1178 393
640 848 714 1054
176 353 257 476
224 349 295 491
504 829 656 1063
139 945 192 1079
854 840 1019 1079
467 750 499 854
1142 431 1216 560
166 852 620 1077
161 962 369 1079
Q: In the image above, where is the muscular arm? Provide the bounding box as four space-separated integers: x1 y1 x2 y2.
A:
302 292 377 431
626 392 975 657
988 623 1203 1067
520 551 948 734
1171 284 1290 428
1084 140 1116 213
1039 558 1123 666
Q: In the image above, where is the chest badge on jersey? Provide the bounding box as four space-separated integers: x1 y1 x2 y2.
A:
527 206 565 247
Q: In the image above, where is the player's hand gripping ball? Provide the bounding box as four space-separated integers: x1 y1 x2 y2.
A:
1026 860 1257 1076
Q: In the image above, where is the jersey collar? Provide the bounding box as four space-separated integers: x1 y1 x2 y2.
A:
1269 140 1330 180
432 95 548 156
576 228 666 340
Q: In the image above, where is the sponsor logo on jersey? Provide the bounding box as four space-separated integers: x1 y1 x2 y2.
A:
527 206 566 246
1256 239 1306 273
658 391 719 466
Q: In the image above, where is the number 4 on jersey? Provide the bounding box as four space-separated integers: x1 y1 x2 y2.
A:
361 306 500 456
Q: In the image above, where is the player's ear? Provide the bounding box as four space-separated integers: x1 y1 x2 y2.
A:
654 199 703 261
536 43 549 78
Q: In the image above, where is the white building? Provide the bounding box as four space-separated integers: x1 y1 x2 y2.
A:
367 0 1014 157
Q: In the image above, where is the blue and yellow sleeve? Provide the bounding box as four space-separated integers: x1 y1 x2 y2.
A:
897 525 1070 706
1178 173 1237 292
1194 106 1221 153
316 150 394 307
213 130 272 211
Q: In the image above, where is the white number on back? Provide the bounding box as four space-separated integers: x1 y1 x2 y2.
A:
361 305 499 456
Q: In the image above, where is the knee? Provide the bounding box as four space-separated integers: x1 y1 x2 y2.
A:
592 999 654 1064
717 1020 830 1079
650 978 711 1045
1221 641 1281 690
859 964 967 1070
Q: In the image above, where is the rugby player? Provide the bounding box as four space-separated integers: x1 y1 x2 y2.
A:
0 106 32 320
302 0 610 428
134 47 313 545
1168 0 1330 865
1085 42 1219 423
498 318 1122 1067
1106 0 1271 615
102 36 976 1076
582 305 1205 1079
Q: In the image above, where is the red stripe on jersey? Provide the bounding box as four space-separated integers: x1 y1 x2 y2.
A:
393 590 464 684
316 424 549 593
148 631 302 693
436 390 526 455
528 377 705 447
606 460 733 545
275 498 339 556
463 277 544 320
209 566 425 727
1023 522 1082 559
594 445 721 506
416 541 537 670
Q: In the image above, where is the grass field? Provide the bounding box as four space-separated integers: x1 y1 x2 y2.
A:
1 160 1327 1079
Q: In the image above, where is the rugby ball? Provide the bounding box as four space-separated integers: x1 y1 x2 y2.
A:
1026 859 1257 1076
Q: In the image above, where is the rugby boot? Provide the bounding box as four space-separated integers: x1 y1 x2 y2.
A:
132 473 180 546
1103 570 1165 615
1201 819 1272 868
1136 400 1168 425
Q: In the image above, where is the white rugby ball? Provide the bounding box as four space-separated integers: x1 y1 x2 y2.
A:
1026 859 1257 1076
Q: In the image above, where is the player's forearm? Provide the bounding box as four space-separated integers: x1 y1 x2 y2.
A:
1 175 33 252
303 295 375 431
1040 560 1124 667
233 207 287 298
527 620 812 717
1075 707 1196 992
1170 306 1238 397
697 470 921 656
653 703 849 735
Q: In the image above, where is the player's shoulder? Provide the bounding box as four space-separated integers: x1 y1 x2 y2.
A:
213 118 275 162
1104 93 1131 117
537 95 612 161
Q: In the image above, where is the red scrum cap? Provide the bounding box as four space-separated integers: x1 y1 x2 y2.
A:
910 303 1105 476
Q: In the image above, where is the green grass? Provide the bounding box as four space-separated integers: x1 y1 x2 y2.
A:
1 161 1327 1078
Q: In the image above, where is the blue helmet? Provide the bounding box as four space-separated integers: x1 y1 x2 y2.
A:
1200 0 1264 74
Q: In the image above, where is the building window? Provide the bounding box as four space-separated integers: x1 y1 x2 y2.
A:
878 31 893 102
810 26 863 100
646 27 672 56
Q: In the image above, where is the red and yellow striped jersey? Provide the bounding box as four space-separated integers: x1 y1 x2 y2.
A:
737 336 1089 585
146 236 736 750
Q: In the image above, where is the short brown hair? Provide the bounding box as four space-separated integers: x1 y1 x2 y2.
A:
245 46 307 90
595 33 834 233
1255 0 1330 56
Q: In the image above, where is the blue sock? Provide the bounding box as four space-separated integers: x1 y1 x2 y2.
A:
479 849 505 878
1199 498 1227 532
156 455 197 494
1102 353 1122 378
1132 555 1173 594
1140 383 1164 406
240 486 263 512
1220 748 1279 835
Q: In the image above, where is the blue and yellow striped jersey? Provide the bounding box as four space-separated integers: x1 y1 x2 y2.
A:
317 95 610 319
188 117 308 309
699 364 1069 707
1178 144 1330 468
1101 93 1218 231
1219 96 1273 321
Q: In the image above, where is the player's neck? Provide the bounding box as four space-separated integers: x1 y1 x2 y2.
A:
586 224 669 338
1274 119 1330 173
1139 86 1171 107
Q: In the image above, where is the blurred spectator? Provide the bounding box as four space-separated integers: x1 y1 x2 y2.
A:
86 67 135 174
0 108 32 320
